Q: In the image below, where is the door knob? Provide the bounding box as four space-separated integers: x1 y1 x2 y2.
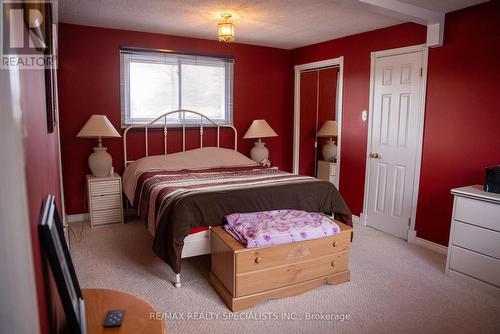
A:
369 152 381 159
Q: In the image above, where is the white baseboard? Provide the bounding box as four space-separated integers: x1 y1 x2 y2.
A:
352 215 360 225
415 237 448 255
66 213 89 223
407 229 417 243
359 212 367 226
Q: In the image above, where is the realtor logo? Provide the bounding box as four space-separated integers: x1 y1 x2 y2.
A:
1 0 57 69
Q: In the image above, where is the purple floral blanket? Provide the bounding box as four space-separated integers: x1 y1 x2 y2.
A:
223 210 341 248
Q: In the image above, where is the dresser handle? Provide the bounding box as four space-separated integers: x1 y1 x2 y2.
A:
331 260 335 267
255 257 263 264
332 241 337 247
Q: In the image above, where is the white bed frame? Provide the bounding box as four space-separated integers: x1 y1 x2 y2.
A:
123 109 238 287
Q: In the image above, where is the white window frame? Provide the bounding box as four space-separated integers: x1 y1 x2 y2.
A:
120 47 234 128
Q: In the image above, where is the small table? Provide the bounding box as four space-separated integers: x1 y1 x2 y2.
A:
317 160 338 188
86 174 124 228
82 288 166 334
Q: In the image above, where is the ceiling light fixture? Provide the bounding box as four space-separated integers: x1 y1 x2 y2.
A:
218 13 235 42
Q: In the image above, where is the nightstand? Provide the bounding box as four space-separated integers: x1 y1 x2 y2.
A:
87 174 124 228
317 160 338 189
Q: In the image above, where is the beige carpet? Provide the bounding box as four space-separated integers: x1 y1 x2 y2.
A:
70 220 500 334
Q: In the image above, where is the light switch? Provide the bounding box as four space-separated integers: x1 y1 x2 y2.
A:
361 110 368 122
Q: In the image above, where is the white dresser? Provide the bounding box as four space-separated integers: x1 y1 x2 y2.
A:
446 185 500 293
87 174 124 228
317 160 339 189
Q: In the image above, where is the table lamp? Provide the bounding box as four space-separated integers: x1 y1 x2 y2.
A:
317 120 338 162
243 119 278 163
77 115 121 177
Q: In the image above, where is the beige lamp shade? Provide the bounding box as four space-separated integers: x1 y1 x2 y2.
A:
77 115 120 178
76 115 121 138
243 119 278 139
317 120 338 137
243 120 278 164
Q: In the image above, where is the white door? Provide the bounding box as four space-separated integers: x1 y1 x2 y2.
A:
366 51 423 239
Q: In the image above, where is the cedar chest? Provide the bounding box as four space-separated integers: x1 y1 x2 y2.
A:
209 221 352 311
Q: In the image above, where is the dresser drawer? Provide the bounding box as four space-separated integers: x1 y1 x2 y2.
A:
91 193 121 211
89 179 121 196
235 231 351 273
235 251 349 296
454 197 500 232
452 221 500 259
449 246 500 287
91 208 122 226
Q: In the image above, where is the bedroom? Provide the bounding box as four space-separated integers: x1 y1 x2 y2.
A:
1 0 499 333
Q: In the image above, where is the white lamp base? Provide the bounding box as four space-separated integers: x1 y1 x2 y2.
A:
88 146 112 177
250 141 269 163
322 139 337 162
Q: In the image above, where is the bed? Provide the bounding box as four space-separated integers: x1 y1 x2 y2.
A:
122 110 352 287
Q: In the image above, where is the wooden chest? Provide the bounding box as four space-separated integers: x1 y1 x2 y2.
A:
209 221 352 311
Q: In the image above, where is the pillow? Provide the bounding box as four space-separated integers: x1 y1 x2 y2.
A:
123 147 258 202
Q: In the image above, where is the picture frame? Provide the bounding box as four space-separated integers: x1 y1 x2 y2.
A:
39 195 86 334
44 2 57 134
23 1 57 133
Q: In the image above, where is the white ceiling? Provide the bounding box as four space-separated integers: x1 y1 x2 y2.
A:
58 0 487 50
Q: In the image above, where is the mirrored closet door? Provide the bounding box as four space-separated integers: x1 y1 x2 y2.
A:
294 60 342 190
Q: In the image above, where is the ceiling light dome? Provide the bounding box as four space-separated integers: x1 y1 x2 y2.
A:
218 13 235 42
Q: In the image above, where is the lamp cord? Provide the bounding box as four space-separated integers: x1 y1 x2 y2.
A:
68 180 88 244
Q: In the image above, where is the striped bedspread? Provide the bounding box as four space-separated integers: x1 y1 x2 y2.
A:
133 166 315 236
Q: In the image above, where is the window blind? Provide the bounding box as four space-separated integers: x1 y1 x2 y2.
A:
120 47 234 127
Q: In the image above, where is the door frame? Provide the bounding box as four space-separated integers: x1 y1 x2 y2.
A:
361 44 429 242
0 68 41 332
293 57 344 187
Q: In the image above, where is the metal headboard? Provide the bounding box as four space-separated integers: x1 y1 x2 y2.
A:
123 109 238 165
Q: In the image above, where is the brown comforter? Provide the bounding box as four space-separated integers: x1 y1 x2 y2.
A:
133 166 351 273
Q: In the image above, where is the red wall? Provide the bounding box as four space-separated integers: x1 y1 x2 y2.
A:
58 24 293 214
415 1 500 245
293 1 500 246
21 68 63 332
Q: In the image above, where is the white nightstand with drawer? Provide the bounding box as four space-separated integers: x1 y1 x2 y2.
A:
446 185 500 294
87 174 124 228
317 160 338 189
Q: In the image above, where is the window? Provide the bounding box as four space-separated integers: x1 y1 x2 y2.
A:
120 47 234 127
